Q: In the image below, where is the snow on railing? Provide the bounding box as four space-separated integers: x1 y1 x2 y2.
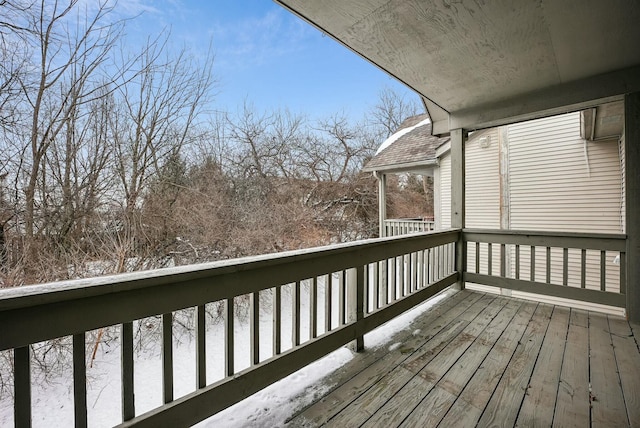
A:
0 229 460 427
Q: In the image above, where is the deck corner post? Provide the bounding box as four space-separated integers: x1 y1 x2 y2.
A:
625 92 640 323
347 266 365 352
451 128 467 290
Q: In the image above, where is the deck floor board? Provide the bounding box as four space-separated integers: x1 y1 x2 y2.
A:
359 295 510 427
516 305 570 427
285 290 640 428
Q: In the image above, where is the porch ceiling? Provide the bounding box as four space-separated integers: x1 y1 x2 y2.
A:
274 0 640 134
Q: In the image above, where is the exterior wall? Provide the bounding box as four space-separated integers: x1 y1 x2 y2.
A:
465 128 501 229
507 112 623 233
463 128 501 285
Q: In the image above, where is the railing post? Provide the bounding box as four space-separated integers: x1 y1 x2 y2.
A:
121 321 135 421
73 333 87 428
14 346 31 427
451 128 467 289
347 266 364 352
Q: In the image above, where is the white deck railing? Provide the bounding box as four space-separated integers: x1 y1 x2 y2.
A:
384 218 435 237
0 230 459 427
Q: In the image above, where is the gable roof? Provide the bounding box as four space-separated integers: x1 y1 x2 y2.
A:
363 113 449 174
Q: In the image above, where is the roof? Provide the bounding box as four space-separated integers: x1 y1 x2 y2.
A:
275 0 640 134
363 113 449 173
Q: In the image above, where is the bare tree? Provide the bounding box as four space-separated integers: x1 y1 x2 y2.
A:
0 1 30 134
17 0 127 253
112 34 215 218
371 86 422 138
107 34 216 270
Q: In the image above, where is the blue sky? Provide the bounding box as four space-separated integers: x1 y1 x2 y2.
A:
119 0 419 120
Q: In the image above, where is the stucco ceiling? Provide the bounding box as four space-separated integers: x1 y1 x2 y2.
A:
275 0 640 134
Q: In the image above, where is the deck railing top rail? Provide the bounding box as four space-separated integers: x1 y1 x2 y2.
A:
1 229 460 427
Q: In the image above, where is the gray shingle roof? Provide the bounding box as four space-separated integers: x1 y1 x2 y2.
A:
363 114 449 173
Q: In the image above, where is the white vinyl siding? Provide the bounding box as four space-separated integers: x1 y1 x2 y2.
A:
506 112 622 307
465 128 501 228
507 112 623 234
464 129 501 282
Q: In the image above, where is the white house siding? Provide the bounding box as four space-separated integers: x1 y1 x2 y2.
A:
505 112 623 310
507 112 623 234
464 128 502 284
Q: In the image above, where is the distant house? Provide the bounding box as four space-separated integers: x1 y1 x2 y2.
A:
362 113 448 237
367 103 626 313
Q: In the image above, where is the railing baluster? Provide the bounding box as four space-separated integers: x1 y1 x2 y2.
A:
451 243 456 274
600 250 606 291
531 246 536 281
310 277 318 339
355 266 365 351
442 246 447 277
363 266 369 313
427 249 431 283
15 346 31 427
406 255 411 294
122 321 135 421
418 250 424 288
73 333 87 428
515 244 520 279
325 275 332 333
432 247 440 282
196 304 206 389
451 242 455 274
581 249 587 288
416 253 418 293
293 281 301 346
162 313 173 403
475 241 480 274
225 298 234 376
563 248 568 286
273 286 282 355
399 254 406 296
381 259 388 305
373 262 379 310
391 256 397 301
500 244 506 277
346 266 364 352
620 251 626 294
487 243 493 275
546 247 551 283
250 291 260 365
338 272 345 325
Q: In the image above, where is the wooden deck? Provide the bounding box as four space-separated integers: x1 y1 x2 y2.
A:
286 290 640 427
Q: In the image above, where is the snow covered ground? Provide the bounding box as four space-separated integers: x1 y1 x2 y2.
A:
0 278 452 427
